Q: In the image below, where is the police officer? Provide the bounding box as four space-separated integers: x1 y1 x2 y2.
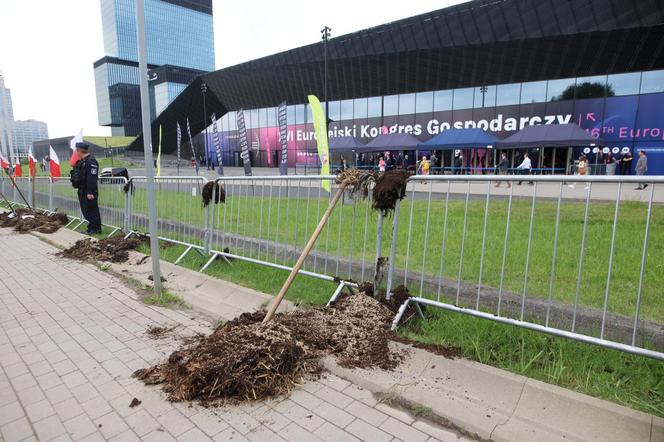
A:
71 142 102 234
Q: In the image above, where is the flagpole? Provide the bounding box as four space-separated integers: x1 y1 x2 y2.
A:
136 0 162 297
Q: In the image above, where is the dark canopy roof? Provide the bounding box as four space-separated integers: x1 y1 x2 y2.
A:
328 136 366 151
359 133 421 152
130 0 664 153
418 128 500 150
498 124 600 148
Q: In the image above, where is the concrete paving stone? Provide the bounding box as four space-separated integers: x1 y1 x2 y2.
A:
80 395 114 421
178 426 214 441
652 416 664 442
156 409 195 437
77 432 106 442
0 388 17 408
189 410 230 437
28 360 53 378
96 380 127 402
33 414 68 441
121 409 160 437
253 409 290 433
53 398 85 423
217 409 263 435
289 388 324 410
109 393 142 419
380 417 429 442
52 360 78 377
301 380 325 395
61 371 89 390
36 371 64 391
412 420 460 442
245 425 288 442
280 422 324 441
213 427 250 441
346 418 393 442
16 385 47 406
70 384 100 405
43 349 69 365
24 398 56 423
43 384 73 405
63 413 98 441
314 401 356 429
319 375 353 392
281 402 327 432
0 351 21 366
94 411 130 439
313 421 362 442
342 384 378 407
314 386 354 409
0 400 25 426
1 416 35 441
107 429 142 442
12 372 39 391
141 429 177 441
374 403 416 425
4 361 30 379
344 400 390 427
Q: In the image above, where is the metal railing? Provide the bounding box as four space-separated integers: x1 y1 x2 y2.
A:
2 172 661 360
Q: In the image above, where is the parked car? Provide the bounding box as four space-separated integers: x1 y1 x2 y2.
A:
99 167 129 181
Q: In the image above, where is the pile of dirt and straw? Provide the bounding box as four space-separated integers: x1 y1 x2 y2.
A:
336 169 377 199
58 235 149 263
0 208 69 234
372 169 411 214
133 292 402 404
202 181 226 207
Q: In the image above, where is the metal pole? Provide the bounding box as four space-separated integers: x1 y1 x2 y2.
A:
202 82 208 170
136 0 162 296
321 26 331 123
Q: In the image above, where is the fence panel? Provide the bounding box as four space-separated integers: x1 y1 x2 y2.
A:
390 174 663 360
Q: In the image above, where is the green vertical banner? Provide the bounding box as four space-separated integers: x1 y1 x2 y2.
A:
307 95 330 191
156 124 162 177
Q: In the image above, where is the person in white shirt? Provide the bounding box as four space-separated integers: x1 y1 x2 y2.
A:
515 152 533 185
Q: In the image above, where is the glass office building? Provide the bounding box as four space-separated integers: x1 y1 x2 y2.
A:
94 0 214 136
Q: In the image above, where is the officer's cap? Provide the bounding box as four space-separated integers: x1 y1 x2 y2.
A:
75 142 89 150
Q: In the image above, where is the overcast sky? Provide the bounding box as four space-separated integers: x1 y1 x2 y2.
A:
0 0 463 138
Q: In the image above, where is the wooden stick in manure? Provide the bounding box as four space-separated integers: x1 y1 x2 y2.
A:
4 170 32 211
263 170 376 323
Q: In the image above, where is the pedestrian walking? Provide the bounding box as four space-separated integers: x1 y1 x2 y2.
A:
635 150 648 190
495 153 511 187
70 142 102 235
515 152 533 185
454 151 463 175
378 156 386 172
430 152 438 174
569 154 589 189
417 156 430 175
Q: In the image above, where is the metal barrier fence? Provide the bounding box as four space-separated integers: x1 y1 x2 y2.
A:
2 172 662 360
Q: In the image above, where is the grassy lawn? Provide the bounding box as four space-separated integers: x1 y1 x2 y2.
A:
130 240 664 417
106 186 664 323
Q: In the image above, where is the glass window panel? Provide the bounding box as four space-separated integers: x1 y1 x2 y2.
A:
399 93 416 115
547 78 576 101
340 99 354 120
368 97 382 117
259 108 268 127
496 83 520 106
383 95 399 116
415 92 433 113
267 107 277 126
328 101 340 121
520 81 547 104
473 85 496 108
354 98 368 119
287 106 295 124
433 90 453 111
574 75 608 99
607 72 641 96
295 104 305 124
228 111 237 130
306 104 313 123
453 88 474 110
640 70 664 94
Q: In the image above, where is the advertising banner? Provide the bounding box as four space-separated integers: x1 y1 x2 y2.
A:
308 95 330 191
278 101 288 175
237 110 252 176
176 122 182 175
210 112 224 176
186 117 198 175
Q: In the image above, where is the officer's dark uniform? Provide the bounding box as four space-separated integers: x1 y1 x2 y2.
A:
74 143 102 234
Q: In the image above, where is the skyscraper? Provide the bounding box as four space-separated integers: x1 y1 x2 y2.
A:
94 0 214 136
0 71 15 159
13 120 49 154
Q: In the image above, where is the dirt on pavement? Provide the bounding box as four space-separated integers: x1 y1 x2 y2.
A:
0 208 69 234
58 235 149 263
133 292 403 404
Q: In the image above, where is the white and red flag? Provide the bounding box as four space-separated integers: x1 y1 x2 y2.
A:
69 129 83 166
28 146 37 177
14 158 22 177
49 145 61 179
0 152 8 170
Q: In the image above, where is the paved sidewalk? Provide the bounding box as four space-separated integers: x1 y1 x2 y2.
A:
0 230 462 441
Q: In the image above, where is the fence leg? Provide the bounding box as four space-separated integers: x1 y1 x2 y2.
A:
200 252 219 273
391 298 412 331
174 245 193 265
326 281 347 306
373 211 384 289
385 200 401 301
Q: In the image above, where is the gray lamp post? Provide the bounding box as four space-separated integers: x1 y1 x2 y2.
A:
321 26 332 122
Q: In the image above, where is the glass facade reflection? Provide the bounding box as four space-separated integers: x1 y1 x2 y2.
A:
207 69 664 173
95 0 213 135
